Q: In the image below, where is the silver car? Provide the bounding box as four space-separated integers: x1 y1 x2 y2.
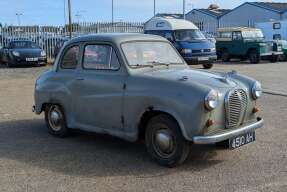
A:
33 33 264 167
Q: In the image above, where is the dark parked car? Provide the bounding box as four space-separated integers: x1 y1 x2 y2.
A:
0 40 47 67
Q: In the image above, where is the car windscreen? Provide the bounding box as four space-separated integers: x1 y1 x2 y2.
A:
242 31 264 39
121 41 184 68
10 41 40 49
174 29 206 41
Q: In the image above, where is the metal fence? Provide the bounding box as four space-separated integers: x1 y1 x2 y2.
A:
0 22 144 61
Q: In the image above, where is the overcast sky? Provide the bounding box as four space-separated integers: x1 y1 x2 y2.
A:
0 0 286 25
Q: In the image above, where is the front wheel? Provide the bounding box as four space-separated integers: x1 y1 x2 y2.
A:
249 50 260 64
145 114 190 167
270 55 278 63
202 63 213 69
221 50 230 62
45 104 69 137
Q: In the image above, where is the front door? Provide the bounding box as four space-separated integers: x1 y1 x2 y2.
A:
231 31 245 56
73 43 126 131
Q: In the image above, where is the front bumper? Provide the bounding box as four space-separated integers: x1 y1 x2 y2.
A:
11 57 47 66
184 55 217 65
260 51 283 56
192 117 264 144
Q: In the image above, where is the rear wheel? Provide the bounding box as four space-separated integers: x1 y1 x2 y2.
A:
249 50 260 64
202 63 213 69
45 104 69 137
145 114 190 167
221 49 230 62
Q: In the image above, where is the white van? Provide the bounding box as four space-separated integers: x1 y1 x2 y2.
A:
144 17 217 69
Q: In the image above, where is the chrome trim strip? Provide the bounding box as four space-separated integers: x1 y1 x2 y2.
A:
192 118 264 144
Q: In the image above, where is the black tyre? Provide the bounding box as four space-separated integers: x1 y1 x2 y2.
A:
270 55 278 63
202 63 213 69
249 50 260 64
45 104 69 137
221 49 230 62
145 114 190 167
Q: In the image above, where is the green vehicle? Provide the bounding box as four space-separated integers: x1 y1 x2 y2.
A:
216 27 283 63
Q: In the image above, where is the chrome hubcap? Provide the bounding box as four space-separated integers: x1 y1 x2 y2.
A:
48 106 62 131
155 130 174 154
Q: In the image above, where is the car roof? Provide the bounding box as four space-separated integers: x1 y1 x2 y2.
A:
144 17 198 31
68 33 168 45
218 27 262 32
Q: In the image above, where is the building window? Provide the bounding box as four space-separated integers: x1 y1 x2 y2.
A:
273 34 281 40
273 22 281 30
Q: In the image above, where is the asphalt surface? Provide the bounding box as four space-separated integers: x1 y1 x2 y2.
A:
0 62 286 192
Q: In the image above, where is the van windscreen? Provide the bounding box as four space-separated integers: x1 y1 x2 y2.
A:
174 29 206 41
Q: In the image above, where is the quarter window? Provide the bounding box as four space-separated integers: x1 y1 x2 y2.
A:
61 46 79 69
83 44 120 70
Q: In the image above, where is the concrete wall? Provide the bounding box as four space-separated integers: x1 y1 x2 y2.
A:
186 10 218 34
220 3 281 28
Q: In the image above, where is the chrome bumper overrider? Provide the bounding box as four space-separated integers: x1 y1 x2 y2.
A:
193 118 264 144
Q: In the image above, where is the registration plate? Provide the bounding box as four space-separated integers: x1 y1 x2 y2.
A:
26 58 38 62
198 57 209 61
229 132 255 149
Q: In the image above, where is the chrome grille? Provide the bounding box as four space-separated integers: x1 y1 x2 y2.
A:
226 89 247 128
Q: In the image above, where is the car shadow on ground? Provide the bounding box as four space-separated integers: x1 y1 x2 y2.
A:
0 119 224 178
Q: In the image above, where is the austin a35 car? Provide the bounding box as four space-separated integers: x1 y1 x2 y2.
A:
33 34 264 167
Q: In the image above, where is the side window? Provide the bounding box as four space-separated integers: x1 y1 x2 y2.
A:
219 32 232 38
232 32 242 40
61 46 79 69
164 32 174 42
83 44 120 70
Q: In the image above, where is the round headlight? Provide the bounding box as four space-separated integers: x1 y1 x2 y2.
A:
12 51 20 57
204 90 219 111
252 81 262 99
41 51 46 57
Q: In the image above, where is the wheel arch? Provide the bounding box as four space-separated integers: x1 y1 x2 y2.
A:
137 107 188 141
246 47 259 56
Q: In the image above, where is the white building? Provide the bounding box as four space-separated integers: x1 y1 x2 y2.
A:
220 2 287 28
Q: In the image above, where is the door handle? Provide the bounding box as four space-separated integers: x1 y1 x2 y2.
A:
76 77 85 81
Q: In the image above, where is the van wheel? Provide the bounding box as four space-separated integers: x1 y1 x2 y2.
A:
203 63 213 69
45 104 69 137
249 50 260 64
145 114 190 167
221 50 230 62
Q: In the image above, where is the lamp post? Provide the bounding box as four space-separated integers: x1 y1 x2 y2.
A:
68 0 72 39
112 0 114 23
16 13 23 26
154 0 156 16
183 0 186 20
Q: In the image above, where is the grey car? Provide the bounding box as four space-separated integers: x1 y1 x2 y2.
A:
33 33 264 167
